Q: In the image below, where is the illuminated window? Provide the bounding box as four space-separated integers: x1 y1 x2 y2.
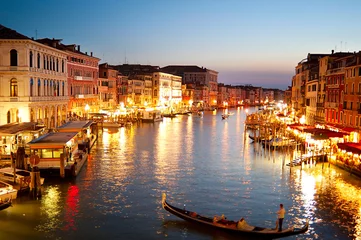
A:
10 79 18 97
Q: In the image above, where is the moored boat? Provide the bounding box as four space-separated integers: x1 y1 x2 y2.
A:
0 198 12 211
0 168 45 186
222 114 229 120
0 180 17 200
161 193 309 239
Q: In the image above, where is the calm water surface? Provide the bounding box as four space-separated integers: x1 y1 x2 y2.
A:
1 107 361 240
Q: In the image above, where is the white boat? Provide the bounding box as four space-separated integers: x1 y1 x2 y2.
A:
141 110 163 123
99 121 125 128
0 180 17 200
0 168 45 186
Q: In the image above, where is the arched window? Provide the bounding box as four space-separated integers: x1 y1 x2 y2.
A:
30 51 33 67
56 59 59 72
30 78 34 97
10 49 18 66
38 79 41 96
62 60 64 73
43 55 46 69
62 82 65 96
53 58 55 71
10 79 18 97
57 81 60 96
37 53 41 68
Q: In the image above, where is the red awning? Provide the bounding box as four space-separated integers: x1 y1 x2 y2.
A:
326 124 356 133
337 142 361 155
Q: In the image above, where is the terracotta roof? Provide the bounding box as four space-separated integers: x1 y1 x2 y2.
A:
0 24 30 40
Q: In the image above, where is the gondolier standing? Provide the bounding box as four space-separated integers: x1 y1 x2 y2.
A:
277 204 286 232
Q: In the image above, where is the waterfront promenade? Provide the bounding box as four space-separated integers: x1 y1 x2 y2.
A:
0 107 360 240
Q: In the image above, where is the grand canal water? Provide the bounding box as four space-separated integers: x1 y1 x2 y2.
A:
1 107 361 240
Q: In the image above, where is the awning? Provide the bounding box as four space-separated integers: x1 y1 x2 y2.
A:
337 142 361 155
325 124 356 133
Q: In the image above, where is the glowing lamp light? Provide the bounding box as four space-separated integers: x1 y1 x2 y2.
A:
300 115 306 125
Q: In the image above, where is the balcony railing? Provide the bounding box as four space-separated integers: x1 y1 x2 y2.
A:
324 102 339 108
326 68 344 75
74 94 97 99
74 76 93 81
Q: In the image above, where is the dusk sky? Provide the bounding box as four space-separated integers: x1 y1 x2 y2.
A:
1 0 361 90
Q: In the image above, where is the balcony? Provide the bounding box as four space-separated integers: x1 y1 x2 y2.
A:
314 116 325 123
326 68 344 75
316 103 324 107
0 66 29 71
324 102 339 108
98 86 108 92
74 94 97 99
74 76 93 81
327 84 340 88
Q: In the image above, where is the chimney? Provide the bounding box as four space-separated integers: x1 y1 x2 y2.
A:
77 45 80 52
332 50 334 54
91 52 93 57
85 52 88 55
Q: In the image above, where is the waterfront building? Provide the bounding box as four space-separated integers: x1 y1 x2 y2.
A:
36 39 101 118
181 84 194 109
152 72 182 111
193 85 209 109
0 25 69 128
343 52 361 136
127 75 146 106
217 83 229 108
126 74 153 107
227 87 237 107
316 55 330 124
63 44 100 117
291 54 326 119
305 74 318 126
160 65 218 107
234 87 245 106
117 74 128 106
98 63 118 111
263 89 275 104
324 54 349 127
284 86 292 108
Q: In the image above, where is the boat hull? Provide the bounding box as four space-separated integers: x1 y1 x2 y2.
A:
0 198 12 211
162 193 309 239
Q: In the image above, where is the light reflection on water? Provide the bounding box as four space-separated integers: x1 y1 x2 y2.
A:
0 108 360 240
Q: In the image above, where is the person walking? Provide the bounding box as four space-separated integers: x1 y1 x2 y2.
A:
277 203 286 232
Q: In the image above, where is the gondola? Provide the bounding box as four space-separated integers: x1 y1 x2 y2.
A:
221 114 229 120
0 198 12 211
162 193 309 239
